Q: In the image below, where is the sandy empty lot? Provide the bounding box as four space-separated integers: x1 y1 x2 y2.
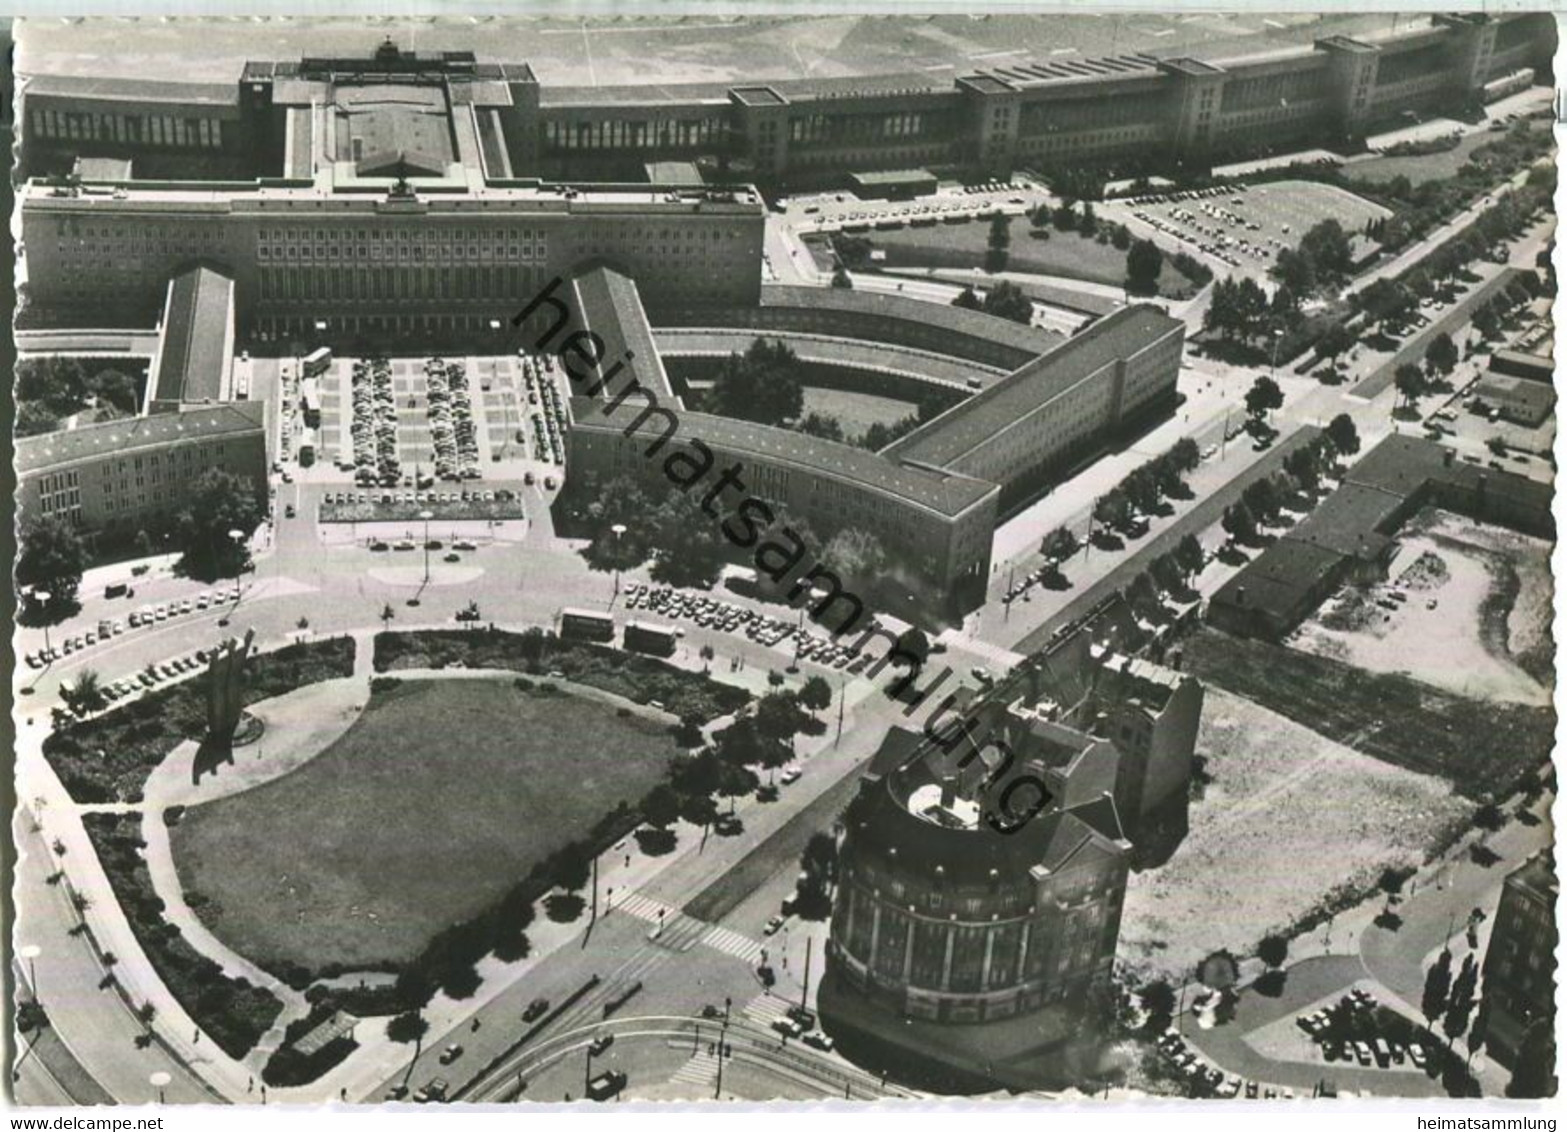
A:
1289 510 1552 706
1120 689 1470 978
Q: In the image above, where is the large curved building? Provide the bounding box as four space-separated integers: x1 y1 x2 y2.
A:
819 707 1132 1091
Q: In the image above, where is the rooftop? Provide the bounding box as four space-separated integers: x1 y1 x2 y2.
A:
153 266 234 405
757 284 1055 360
18 401 266 477
571 267 675 401
571 397 998 519
334 84 455 176
25 72 238 107
885 305 1183 469
1506 851 1559 906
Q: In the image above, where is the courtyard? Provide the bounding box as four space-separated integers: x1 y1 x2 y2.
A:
170 676 679 973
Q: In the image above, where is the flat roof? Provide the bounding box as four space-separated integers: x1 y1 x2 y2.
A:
18 401 266 477
849 168 938 188
153 266 233 404
1284 482 1405 559
572 397 998 519
1209 538 1347 619
885 305 1183 469
25 72 238 107
654 328 1006 388
757 285 1055 359
335 83 455 175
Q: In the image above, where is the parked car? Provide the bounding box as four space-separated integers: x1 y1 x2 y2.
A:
523 998 550 1023
588 1034 614 1057
413 1078 448 1103
764 915 786 936
803 1031 835 1053
439 1044 464 1065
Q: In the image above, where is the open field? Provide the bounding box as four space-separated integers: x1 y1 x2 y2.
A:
172 678 679 971
1120 689 1470 976
19 14 1426 87
1346 120 1553 188
1179 628 1553 799
856 218 1196 297
1290 509 1552 706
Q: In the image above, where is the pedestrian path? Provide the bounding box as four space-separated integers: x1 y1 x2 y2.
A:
613 890 678 923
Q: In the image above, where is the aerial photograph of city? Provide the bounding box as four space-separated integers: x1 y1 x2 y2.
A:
6 7 1560 1113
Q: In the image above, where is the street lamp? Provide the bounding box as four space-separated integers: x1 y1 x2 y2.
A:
29 591 52 655
421 510 434 584
149 1071 171 1105
610 523 627 598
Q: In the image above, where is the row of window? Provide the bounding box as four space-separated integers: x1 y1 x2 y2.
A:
542 116 725 151
31 108 223 148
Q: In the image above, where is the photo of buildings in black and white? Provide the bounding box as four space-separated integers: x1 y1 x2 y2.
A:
8 9 1560 1107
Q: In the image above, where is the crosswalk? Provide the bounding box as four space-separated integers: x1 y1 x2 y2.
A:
701 924 766 964
669 1047 719 1091
613 889 767 964
742 995 791 1028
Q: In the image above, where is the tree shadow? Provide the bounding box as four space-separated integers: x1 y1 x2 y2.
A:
1253 970 1287 998
1374 910 1404 932
544 893 586 923
1469 844 1501 868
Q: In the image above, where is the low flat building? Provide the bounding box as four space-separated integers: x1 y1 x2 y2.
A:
1473 371 1555 427
146 265 236 413
1209 435 1554 639
1489 348 1554 384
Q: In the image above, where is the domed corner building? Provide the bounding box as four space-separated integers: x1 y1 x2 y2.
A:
818 719 1134 1094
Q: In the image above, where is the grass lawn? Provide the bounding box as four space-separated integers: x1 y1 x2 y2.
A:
1120 689 1469 977
1346 121 1552 188
172 678 679 972
1180 628 1553 799
854 218 1196 297
800 387 917 441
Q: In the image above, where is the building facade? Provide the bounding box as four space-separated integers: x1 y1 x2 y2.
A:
1479 852 1558 1072
16 401 269 546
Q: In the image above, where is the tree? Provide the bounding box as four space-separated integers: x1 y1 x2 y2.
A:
797 412 845 443
16 401 62 437
798 675 832 715
895 625 931 667
981 280 1032 325
549 843 592 894
1425 332 1459 377
173 468 264 582
1149 553 1184 595
1093 489 1131 531
641 783 683 830
1140 979 1176 1026
1394 362 1427 407
1076 202 1098 237
1126 571 1159 611
1421 948 1454 1034
830 265 853 289
1327 413 1360 457
1299 218 1353 282
17 515 87 621
705 337 805 426
821 527 887 587
581 476 653 575
1126 239 1164 295
386 1010 429 1086
1221 501 1256 543
1041 526 1080 563
1175 533 1205 577
1244 375 1284 421
1442 954 1478 1048
986 214 1011 272
679 790 718 834
61 670 106 716
1272 247 1317 296
1242 476 1281 522
1053 202 1078 231
951 286 983 312
1257 934 1289 969
715 760 759 811
1167 437 1201 474
649 489 728 590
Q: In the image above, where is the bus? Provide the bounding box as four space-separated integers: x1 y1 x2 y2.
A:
298 428 317 468
300 377 321 428
623 620 677 658
302 346 333 378
585 1070 626 1102
559 607 614 644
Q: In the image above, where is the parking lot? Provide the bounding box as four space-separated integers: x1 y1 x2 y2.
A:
1102 179 1391 282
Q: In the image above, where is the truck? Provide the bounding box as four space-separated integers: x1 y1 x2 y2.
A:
586 1070 627 1102
559 607 615 644
302 346 333 379
623 620 677 658
298 428 317 468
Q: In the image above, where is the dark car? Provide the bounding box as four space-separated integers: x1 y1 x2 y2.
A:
284 503 297 518
523 998 550 1023
588 1034 615 1057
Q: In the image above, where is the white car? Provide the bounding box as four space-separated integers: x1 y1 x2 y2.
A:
780 767 803 785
